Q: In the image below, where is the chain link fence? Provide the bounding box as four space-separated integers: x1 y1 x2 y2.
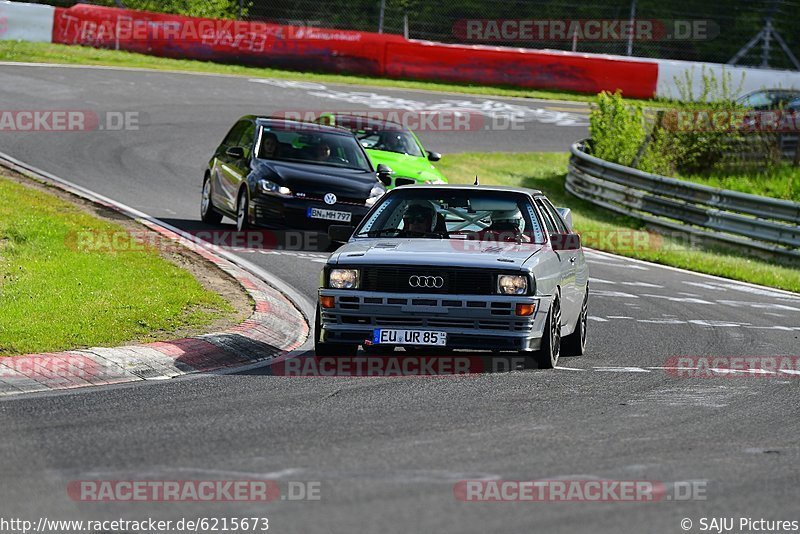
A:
17 0 800 70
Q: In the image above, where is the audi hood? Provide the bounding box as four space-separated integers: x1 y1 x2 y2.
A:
329 239 543 270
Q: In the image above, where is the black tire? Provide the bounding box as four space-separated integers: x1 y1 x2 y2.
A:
235 188 250 232
527 295 561 369
200 175 223 224
313 305 358 357
562 287 588 357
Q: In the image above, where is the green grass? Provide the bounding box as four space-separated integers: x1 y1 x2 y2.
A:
436 152 800 293
678 165 800 203
0 41 599 103
0 176 233 356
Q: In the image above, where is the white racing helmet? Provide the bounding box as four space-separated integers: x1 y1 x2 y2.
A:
491 208 524 231
403 201 438 232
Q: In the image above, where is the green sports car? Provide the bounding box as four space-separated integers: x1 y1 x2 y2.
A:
316 114 448 188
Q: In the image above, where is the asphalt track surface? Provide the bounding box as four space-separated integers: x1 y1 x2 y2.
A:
1 64 798 534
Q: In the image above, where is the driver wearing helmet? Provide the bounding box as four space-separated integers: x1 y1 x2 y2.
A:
383 133 408 154
401 202 437 236
488 208 530 242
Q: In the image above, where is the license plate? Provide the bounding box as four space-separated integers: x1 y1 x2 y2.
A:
307 207 351 222
373 329 447 346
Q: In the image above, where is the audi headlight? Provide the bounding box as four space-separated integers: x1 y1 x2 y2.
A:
329 269 359 289
498 275 528 295
365 184 386 207
258 179 292 196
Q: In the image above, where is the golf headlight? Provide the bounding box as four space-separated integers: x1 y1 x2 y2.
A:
498 275 528 295
365 184 386 206
329 269 359 289
258 179 292 196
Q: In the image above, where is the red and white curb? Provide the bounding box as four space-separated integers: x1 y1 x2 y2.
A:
0 153 310 397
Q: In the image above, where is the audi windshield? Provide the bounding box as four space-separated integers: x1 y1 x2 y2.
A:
354 189 547 243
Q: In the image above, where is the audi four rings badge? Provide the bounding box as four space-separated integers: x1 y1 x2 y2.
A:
409 275 444 288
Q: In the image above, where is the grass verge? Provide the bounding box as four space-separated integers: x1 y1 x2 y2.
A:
679 165 800 203
0 41 598 103
0 173 236 356
436 152 800 293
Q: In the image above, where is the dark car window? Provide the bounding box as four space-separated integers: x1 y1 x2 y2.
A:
222 120 249 147
256 125 372 171
738 90 800 110
237 121 256 159
535 198 559 235
539 197 569 234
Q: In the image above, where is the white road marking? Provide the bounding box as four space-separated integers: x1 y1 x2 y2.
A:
688 320 747 327
588 316 609 322
555 366 586 371
683 281 726 291
588 277 616 284
587 260 649 270
643 294 714 305
607 316 634 319
637 318 687 324
594 367 650 373
709 368 776 375
593 290 639 298
718 300 800 312
744 326 795 331
621 281 664 288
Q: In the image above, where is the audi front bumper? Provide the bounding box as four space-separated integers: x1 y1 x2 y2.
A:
317 290 552 351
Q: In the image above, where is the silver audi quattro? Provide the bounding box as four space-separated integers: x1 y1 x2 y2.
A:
316 184 589 368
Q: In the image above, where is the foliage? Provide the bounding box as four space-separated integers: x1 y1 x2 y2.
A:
590 67 786 178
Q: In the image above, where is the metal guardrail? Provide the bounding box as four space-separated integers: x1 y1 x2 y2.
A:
566 140 800 260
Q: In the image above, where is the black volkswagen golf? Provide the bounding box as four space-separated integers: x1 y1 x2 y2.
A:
201 116 390 231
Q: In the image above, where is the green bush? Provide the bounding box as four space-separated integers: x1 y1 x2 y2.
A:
96 0 247 19
588 91 647 166
589 67 784 178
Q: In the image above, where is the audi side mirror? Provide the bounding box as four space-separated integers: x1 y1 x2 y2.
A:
426 150 442 162
376 164 393 187
550 233 581 251
328 225 354 243
225 146 245 159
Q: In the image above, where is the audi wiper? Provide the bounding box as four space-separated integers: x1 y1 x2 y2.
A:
354 229 443 238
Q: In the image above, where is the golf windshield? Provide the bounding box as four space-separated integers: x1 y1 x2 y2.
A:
256 125 372 171
355 189 547 243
